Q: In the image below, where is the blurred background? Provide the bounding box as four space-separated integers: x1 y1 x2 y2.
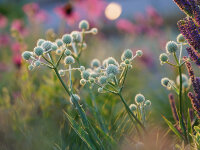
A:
0 0 198 150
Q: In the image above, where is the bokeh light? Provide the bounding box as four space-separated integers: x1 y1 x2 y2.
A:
105 2 122 20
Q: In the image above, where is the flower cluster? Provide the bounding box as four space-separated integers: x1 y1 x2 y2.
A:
21 20 97 71
173 0 200 66
77 49 143 94
184 59 200 118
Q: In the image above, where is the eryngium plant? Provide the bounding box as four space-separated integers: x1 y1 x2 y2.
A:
21 20 150 149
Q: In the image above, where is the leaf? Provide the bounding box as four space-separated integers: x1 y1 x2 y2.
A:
162 115 184 140
187 109 192 142
63 111 97 150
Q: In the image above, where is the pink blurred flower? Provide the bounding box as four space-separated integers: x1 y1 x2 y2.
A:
11 42 21 53
13 54 22 69
54 3 79 26
23 3 48 23
11 19 28 36
146 6 163 26
116 19 136 34
76 0 106 22
0 34 10 47
0 14 8 28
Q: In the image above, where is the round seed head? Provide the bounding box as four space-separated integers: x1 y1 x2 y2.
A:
64 56 75 64
80 79 86 86
56 49 62 55
135 94 145 104
56 39 63 47
70 94 80 104
41 41 53 51
166 41 178 53
107 57 118 66
80 66 85 71
37 39 45 46
89 78 95 83
81 70 90 80
91 59 101 68
34 60 41 67
122 49 133 60
106 64 119 76
51 44 58 51
28 65 34 70
177 34 185 43
79 20 89 30
59 70 65 76
91 28 98 35
129 104 137 111
98 87 104 93
183 82 189 89
128 64 132 69
71 31 82 43
62 34 72 44
99 76 107 85
120 62 126 68
159 53 168 63
64 49 72 56
125 59 130 64
145 100 151 106
34 47 44 56
136 50 143 57
22 51 32 60
82 43 87 50
161 77 170 87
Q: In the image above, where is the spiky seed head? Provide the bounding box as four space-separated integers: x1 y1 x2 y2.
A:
65 49 72 56
161 77 170 87
41 41 52 51
81 70 90 80
56 39 63 47
51 44 57 51
34 47 44 56
59 70 65 76
98 87 103 93
129 104 137 111
80 79 86 86
71 31 82 43
106 57 118 66
135 94 145 104
159 53 168 63
125 59 130 64
64 56 75 64
166 41 178 53
122 49 133 60
177 34 185 43
37 39 45 46
91 59 101 68
91 28 98 35
79 20 89 30
28 65 34 70
89 78 95 83
99 76 107 85
136 50 143 57
34 60 41 67
22 51 32 60
106 64 119 76
145 100 151 106
70 94 80 104
62 34 72 44
80 66 85 71
56 49 62 55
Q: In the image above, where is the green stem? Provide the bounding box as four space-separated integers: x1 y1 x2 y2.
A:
118 93 146 133
178 65 188 143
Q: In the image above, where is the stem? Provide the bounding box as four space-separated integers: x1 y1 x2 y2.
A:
118 93 146 133
179 44 183 64
178 65 188 143
54 67 70 95
69 65 73 91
